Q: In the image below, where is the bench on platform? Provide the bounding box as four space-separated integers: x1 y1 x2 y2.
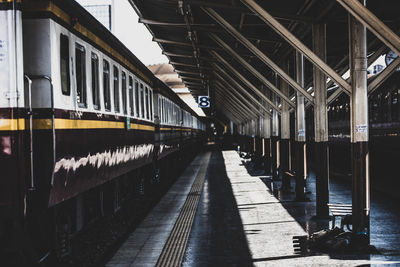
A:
327 203 352 230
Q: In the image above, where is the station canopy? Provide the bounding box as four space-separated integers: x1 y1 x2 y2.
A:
129 0 399 123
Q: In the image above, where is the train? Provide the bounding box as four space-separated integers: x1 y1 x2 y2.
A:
0 0 205 265
326 67 400 196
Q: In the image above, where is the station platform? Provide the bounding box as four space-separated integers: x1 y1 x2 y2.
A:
106 148 400 266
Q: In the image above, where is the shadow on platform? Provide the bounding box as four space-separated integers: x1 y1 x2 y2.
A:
181 150 253 267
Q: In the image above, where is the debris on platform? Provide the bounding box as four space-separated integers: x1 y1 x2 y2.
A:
294 227 378 254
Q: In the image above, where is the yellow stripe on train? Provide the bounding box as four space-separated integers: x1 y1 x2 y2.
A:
0 118 154 131
0 119 25 131
0 0 22 3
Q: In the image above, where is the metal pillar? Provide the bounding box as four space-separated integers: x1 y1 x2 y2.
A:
251 119 256 154
253 117 260 159
280 62 291 191
295 51 308 200
349 11 370 240
263 115 272 174
271 83 280 180
246 121 251 152
313 24 329 217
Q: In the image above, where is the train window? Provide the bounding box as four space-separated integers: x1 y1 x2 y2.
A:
113 66 120 113
103 60 111 111
167 100 169 124
140 84 145 118
165 99 167 124
161 98 164 122
161 98 164 123
158 98 161 122
145 87 150 120
60 34 70 96
121 72 127 114
173 105 176 125
166 99 168 124
166 100 169 124
75 43 86 107
91 53 100 110
150 90 153 121
391 89 399 121
129 76 134 116
135 81 140 117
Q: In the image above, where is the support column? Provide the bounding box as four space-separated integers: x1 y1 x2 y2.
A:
254 117 263 169
271 85 280 180
349 10 370 240
313 24 329 217
280 62 291 191
239 123 244 152
251 119 256 154
241 122 245 152
263 115 272 174
295 51 308 200
258 116 264 157
247 121 252 153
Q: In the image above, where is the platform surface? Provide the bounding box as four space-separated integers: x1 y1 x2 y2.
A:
106 152 210 267
108 149 400 266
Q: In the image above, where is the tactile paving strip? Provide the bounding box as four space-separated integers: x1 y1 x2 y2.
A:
156 152 210 267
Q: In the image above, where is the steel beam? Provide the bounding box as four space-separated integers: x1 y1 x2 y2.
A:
215 92 253 120
216 90 262 120
215 94 251 121
214 72 272 116
240 0 351 94
158 0 317 23
215 83 264 117
302 43 388 108
327 44 387 91
213 65 273 116
170 61 212 70
368 57 400 95
209 33 295 109
153 37 223 51
178 76 202 81
202 7 314 104
215 88 253 118
211 51 280 112
175 69 201 75
215 98 246 122
337 0 400 57
163 51 193 58
324 45 389 105
215 81 264 117
215 104 242 124
183 81 203 86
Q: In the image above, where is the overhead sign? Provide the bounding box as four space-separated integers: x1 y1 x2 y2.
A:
198 96 210 108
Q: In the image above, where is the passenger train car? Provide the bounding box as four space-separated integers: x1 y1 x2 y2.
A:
0 0 205 264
